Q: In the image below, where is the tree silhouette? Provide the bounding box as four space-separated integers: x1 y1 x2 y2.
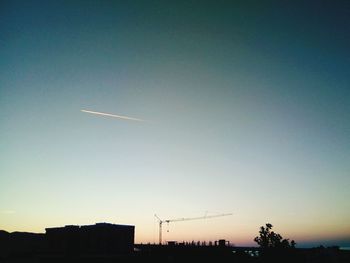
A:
254 223 296 249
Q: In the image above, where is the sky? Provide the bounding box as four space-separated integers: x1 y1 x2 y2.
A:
1 0 349 247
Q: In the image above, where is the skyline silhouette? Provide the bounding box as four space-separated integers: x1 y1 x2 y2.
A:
1 222 349 263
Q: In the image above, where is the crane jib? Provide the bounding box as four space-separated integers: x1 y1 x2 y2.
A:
154 213 233 245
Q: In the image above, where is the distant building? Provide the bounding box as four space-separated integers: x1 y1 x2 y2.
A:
45 223 134 255
166 241 177 246
80 223 134 254
214 239 230 247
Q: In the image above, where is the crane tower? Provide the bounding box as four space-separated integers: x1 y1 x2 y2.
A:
154 212 232 245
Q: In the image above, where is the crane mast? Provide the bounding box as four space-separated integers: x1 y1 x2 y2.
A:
154 213 232 245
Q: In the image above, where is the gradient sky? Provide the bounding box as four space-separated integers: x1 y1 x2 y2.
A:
1 0 349 247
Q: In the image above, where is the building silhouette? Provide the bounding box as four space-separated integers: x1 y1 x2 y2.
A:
45 223 134 255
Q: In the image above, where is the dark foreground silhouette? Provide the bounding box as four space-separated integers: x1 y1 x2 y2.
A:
1 243 349 263
1 223 349 263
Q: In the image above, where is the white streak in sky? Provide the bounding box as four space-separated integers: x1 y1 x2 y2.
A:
81 109 144 122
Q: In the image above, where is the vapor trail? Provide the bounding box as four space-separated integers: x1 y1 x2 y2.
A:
81 109 144 122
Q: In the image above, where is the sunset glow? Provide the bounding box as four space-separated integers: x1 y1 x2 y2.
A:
1 0 349 249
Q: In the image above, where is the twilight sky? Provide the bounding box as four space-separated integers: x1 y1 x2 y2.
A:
1 0 349 247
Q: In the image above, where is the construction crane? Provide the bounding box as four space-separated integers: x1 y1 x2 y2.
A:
154 212 232 245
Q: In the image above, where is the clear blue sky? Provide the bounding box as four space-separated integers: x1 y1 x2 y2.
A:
1 0 349 247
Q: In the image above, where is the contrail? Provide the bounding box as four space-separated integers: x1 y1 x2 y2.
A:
81 109 144 122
